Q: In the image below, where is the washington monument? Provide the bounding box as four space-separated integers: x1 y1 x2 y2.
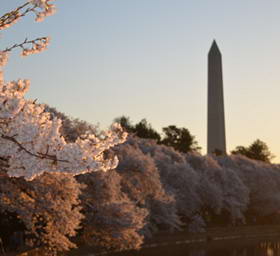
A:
207 40 226 155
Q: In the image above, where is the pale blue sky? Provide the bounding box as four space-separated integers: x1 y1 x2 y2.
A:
2 1 280 161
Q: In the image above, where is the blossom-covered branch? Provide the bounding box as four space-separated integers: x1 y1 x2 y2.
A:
0 73 127 180
2 37 50 58
0 52 9 67
0 2 31 31
0 37 50 68
0 1 56 68
0 0 56 31
1 133 69 163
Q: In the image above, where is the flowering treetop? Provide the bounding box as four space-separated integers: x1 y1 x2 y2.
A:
0 1 127 180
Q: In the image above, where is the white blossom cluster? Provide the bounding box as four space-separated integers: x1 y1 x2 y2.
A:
0 172 84 252
0 51 9 67
0 73 127 180
0 0 57 63
0 1 57 31
21 37 50 56
29 0 56 22
112 136 280 234
77 171 147 250
113 139 182 236
0 11 21 31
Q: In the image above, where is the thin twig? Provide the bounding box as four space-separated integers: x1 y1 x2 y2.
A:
3 37 48 53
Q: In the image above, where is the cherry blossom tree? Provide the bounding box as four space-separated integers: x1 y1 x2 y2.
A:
0 1 127 180
44 105 99 143
3 2 280 253
133 138 202 229
77 170 147 251
0 72 126 179
112 137 182 236
0 1 127 253
0 171 83 253
155 146 200 215
115 137 250 230
218 155 280 222
187 154 249 226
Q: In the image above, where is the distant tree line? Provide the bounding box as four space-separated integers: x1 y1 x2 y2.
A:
116 115 274 163
115 116 201 154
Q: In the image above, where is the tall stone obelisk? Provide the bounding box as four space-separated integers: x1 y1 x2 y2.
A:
207 40 226 155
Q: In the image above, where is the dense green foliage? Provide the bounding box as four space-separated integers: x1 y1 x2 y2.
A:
115 116 200 154
231 139 274 163
161 125 201 153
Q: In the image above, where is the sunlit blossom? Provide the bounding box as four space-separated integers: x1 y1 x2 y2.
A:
21 37 50 56
0 51 9 67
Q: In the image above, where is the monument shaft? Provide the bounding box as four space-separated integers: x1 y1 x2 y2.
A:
207 41 226 154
